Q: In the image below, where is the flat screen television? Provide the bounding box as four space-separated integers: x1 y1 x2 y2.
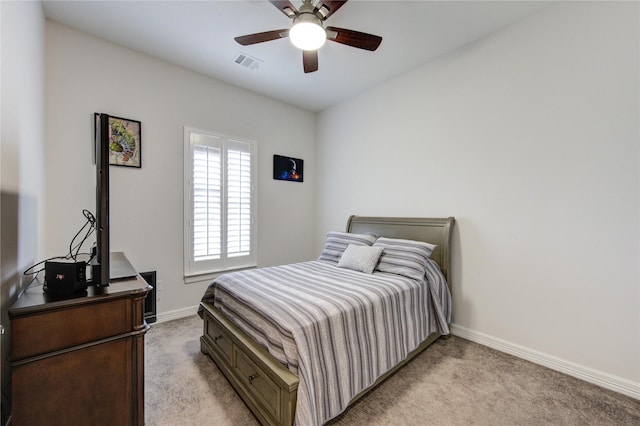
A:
93 113 110 287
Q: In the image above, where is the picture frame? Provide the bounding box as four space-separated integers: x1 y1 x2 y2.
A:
94 113 142 168
273 155 303 182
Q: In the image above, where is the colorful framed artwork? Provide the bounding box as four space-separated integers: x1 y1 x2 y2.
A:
273 155 303 182
94 113 142 168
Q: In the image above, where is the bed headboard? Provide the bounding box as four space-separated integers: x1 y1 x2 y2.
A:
346 216 455 284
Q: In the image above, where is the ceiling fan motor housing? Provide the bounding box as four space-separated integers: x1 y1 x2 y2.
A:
290 12 326 50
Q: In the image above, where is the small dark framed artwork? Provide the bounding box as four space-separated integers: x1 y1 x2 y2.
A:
94 113 142 168
273 155 303 182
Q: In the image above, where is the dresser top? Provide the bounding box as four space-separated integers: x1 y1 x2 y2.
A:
9 253 151 318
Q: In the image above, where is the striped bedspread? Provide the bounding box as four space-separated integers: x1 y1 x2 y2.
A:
201 260 452 425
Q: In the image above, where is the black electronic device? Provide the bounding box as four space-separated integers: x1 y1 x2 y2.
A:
44 261 88 296
93 112 110 287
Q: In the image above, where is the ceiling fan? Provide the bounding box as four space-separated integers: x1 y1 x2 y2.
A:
234 0 382 73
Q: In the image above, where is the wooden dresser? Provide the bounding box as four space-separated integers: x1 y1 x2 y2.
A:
9 254 151 426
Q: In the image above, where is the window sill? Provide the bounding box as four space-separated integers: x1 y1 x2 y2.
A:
184 264 257 285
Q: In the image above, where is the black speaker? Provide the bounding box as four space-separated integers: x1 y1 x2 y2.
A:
139 271 157 323
44 261 87 296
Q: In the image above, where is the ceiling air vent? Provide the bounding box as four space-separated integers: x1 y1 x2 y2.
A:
234 53 262 70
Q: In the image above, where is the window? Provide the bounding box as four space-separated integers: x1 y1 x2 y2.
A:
184 127 256 277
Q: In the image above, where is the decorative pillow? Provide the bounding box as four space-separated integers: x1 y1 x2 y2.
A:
337 245 384 274
317 231 378 263
373 237 437 280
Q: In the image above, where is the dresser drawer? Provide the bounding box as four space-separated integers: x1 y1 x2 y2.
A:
12 337 133 426
11 298 131 361
234 348 281 421
203 311 233 365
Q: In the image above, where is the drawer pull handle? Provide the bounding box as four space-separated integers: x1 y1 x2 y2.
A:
248 374 256 384
213 335 223 342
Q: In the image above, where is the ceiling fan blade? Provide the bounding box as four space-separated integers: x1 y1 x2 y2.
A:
234 29 289 46
326 26 382 51
268 0 298 18
314 1 348 20
303 50 319 73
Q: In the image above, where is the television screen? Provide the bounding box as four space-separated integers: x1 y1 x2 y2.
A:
94 113 110 287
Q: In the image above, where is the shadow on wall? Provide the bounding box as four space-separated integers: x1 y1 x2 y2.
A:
1 191 38 423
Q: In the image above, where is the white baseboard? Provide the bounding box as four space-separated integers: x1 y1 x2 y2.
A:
148 310 640 399
154 305 200 324
450 324 640 400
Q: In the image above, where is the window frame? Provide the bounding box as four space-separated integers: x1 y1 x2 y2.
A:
183 126 257 280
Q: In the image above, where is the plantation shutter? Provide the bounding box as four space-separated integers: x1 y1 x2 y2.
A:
226 140 252 258
192 134 222 262
185 127 256 277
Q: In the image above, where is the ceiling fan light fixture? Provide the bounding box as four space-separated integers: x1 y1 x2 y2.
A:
289 14 326 51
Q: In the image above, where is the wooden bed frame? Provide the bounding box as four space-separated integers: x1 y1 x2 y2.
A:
200 216 455 426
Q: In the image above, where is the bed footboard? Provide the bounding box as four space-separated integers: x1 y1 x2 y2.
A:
201 301 444 426
200 302 298 426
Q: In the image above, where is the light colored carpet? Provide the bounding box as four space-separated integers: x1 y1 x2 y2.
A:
145 315 640 425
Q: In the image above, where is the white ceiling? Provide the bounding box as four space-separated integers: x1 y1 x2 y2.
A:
41 0 548 112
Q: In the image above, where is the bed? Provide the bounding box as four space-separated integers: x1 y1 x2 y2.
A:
199 215 455 426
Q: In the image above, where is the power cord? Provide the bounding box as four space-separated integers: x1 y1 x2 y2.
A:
22 209 97 288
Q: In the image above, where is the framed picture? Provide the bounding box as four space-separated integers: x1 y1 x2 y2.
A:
94 113 142 168
273 155 303 182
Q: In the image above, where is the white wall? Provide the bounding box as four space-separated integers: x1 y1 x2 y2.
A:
0 0 46 416
45 21 316 319
317 2 639 396
0 1 46 278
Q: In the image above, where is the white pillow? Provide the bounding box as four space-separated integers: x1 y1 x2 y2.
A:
336 244 384 274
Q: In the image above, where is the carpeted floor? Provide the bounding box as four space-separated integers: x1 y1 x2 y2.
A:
145 315 640 425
